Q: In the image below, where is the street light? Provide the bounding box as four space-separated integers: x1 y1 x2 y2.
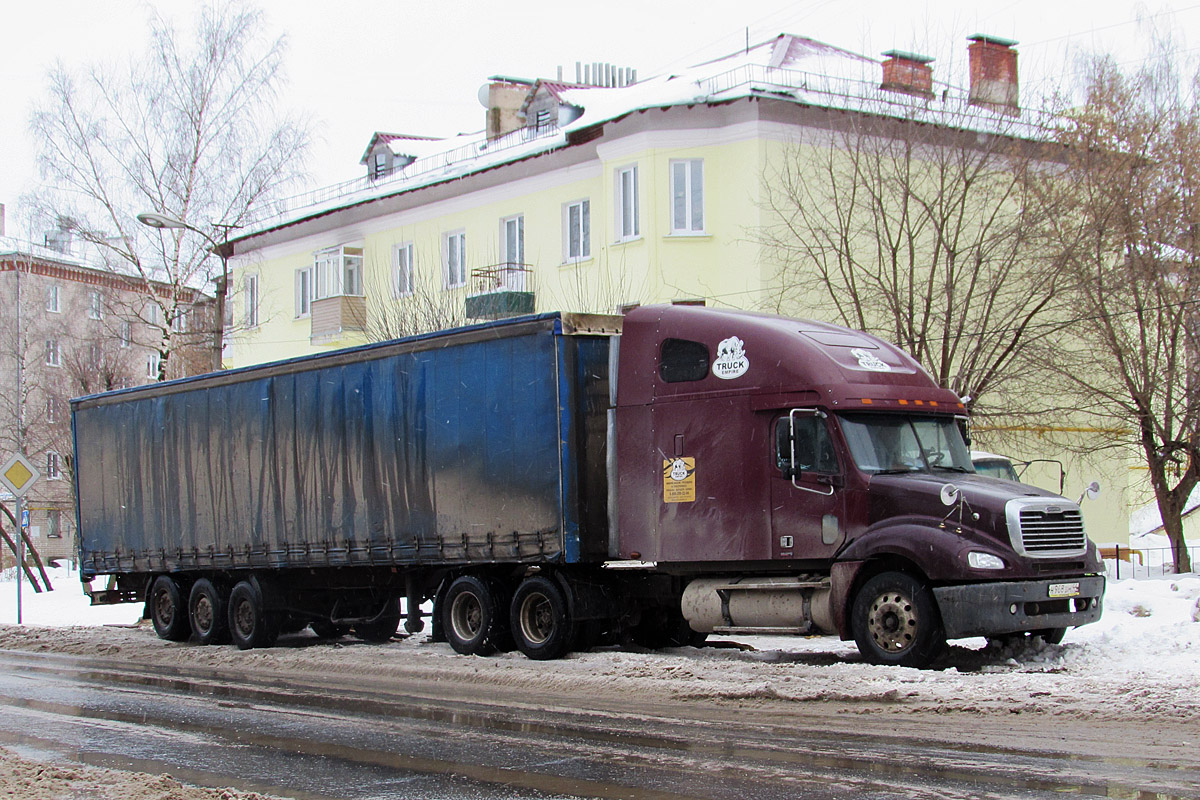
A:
136 212 234 372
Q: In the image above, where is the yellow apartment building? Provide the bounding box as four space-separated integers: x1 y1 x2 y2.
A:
222 33 1136 543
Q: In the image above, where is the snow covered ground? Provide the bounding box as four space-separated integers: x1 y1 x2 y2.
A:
1 564 1198 799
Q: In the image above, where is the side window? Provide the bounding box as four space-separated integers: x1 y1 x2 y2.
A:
776 416 838 475
659 338 709 383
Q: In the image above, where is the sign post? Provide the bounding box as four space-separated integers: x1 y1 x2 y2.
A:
1 453 41 624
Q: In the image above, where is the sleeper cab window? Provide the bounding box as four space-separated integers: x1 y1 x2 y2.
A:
659 338 709 383
776 416 839 475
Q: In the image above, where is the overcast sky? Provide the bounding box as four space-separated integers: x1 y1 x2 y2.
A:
3 0 1197 240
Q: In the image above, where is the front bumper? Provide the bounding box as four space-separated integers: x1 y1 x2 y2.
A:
933 576 1105 639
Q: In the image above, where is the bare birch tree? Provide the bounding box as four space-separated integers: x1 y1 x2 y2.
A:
29 1 309 379
758 107 1068 424
1037 49 1200 572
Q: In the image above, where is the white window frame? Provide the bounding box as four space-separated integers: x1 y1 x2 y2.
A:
119 320 132 348
394 243 415 298
47 509 62 539
563 199 591 261
88 290 103 320
244 274 259 328
443 231 467 289
501 215 525 268
313 246 365 299
46 396 58 424
46 284 60 313
46 451 61 480
147 352 161 379
670 159 705 234
295 267 313 317
615 164 640 242
45 339 60 367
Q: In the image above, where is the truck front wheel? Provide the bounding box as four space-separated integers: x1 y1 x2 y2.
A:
510 576 574 661
851 571 945 668
228 580 278 650
149 576 190 642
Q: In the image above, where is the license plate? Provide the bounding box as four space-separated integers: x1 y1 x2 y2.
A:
1048 582 1080 598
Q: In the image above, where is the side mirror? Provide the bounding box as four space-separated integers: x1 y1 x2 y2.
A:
1078 481 1101 503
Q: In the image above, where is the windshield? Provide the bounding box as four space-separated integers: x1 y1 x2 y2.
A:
838 413 974 475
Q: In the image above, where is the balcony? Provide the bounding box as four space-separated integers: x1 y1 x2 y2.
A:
465 263 535 320
311 294 367 344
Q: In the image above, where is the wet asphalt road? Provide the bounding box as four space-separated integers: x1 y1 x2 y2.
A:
0 647 1196 800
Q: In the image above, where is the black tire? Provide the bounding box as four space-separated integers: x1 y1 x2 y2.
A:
228 579 278 650
851 571 946 668
510 576 575 661
1036 627 1067 645
310 620 350 640
354 597 401 643
149 575 191 642
188 578 230 646
442 575 508 656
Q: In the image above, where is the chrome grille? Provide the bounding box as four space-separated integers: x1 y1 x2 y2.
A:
1006 498 1088 558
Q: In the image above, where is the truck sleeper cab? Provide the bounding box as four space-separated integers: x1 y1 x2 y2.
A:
617 305 1103 667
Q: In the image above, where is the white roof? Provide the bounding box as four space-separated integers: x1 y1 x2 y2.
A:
237 33 1051 240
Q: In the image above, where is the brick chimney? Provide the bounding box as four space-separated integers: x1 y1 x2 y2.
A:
483 78 534 141
967 34 1019 115
880 51 934 99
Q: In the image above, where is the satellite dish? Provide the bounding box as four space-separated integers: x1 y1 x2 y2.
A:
477 84 492 108
939 483 960 507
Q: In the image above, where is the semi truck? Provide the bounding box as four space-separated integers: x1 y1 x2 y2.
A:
71 304 1104 668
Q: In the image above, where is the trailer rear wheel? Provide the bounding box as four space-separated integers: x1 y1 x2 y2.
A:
851 571 945 668
510 576 574 661
228 580 278 650
443 575 507 656
149 576 190 642
188 578 230 645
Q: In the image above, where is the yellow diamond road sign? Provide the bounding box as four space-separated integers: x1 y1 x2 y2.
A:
0 453 40 498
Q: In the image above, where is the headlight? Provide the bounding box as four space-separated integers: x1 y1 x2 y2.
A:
968 551 1005 570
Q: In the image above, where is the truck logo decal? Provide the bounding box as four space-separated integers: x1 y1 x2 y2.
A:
851 348 891 372
663 458 697 503
713 336 749 380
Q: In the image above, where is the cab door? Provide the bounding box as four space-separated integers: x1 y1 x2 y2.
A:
770 409 846 561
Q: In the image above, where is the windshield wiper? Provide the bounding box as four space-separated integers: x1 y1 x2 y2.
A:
933 466 971 473
873 467 919 475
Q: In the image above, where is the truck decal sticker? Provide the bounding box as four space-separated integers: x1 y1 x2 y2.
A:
851 348 891 372
713 336 749 379
663 458 696 503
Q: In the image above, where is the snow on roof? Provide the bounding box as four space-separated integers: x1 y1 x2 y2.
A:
1131 486 1200 538
359 132 443 164
237 33 1053 243
0 235 214 296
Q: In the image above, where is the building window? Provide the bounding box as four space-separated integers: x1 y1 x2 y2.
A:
313 246 365 299
45 339 61 367
501 215 524 267
564 199 590 261
46 396 58 424
244 274 259 327
444 231 467 289
147 353 161 379
371 152 389 180
295 267 312 317
146 302 161 327
670 159 705 233
535 108 552 131
616 165 640 241
172 309 189 333
47 509 62 539
394 243 414 298
88 290 103 320
46 452 61 480
119 321 132 348
46 285 60 313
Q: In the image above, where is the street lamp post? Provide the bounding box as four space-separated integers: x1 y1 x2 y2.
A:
137 212 235 372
